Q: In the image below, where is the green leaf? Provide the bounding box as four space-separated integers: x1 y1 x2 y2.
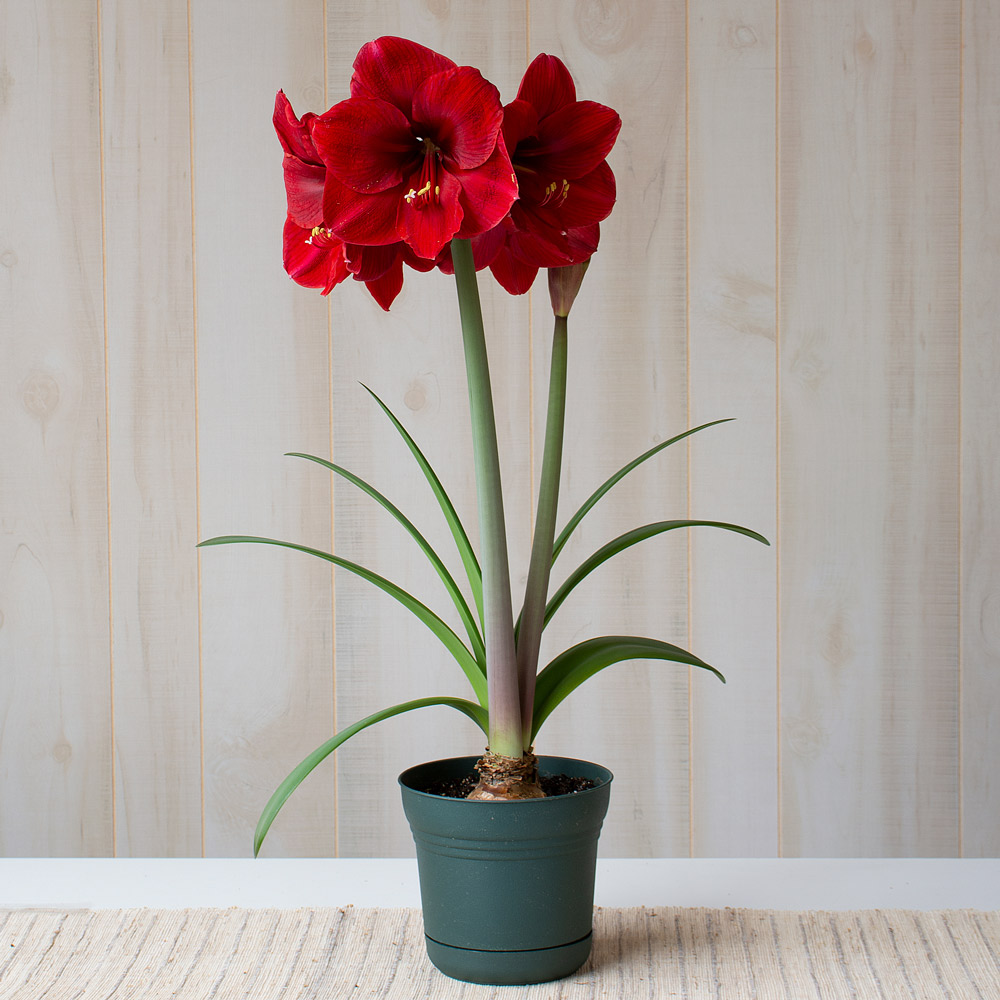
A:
552 419 734 564
286 452 485 670
362 385 484 627
253 696 488 856
545 520 770 629
197 535 486 704
531 636 725 741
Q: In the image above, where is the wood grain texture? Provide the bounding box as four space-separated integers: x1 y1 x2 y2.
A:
2 0 994 860
325 3 533 858
192 0 336 857
778 1 961 855
527 0 692 856
688 1 778 857
960 0 1000 858
0 2 113 854
101 0 202 857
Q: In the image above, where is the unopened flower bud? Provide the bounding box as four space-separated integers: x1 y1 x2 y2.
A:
547 260 590 317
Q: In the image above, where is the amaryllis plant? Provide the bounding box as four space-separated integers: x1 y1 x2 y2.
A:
200 37 768 855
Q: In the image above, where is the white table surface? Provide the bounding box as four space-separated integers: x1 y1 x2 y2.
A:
1 859 997 911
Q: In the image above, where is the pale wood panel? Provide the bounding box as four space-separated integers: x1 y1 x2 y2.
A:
102 0 202 856
526 1 691 856
327 4 533 857
688 1 779 857
0 3 113 854
961 0 1000 858
193 0 336 857
778 2 960 855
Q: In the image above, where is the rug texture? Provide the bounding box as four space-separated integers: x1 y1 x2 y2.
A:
1 906 997 998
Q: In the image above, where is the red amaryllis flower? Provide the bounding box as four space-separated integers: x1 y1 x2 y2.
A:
463 53 619 295
309 37 518 261
504 54 620 258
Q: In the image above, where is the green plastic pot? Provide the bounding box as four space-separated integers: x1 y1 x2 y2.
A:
398 754 613 985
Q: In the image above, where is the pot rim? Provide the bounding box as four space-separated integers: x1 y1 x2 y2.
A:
398 753 614 803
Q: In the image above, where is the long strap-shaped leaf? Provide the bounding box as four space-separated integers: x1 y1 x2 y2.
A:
286 452 485 670
254 696 488 856
551 419 734 564
362 385 484 627
544 519 770 630
198 535 486 704
531 636 725 741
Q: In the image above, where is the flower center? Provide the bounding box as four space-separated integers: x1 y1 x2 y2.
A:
539 178 571 208
404 138 442 209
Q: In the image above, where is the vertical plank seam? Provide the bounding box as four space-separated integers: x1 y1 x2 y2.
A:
957 0 964 859
684 0 694 859
324 0 338 859
186 0 206 858
96 0 117 857
774 0 784 858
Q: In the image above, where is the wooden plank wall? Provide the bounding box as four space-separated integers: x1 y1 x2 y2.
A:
1 0 995 858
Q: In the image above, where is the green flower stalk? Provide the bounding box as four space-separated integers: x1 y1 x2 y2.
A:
513 263 585 748
450 239 522 762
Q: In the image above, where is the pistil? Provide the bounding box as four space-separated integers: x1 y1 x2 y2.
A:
404 137 442 209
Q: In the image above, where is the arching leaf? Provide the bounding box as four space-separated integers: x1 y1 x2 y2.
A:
363 385 484 626
545 519 769 629
531 635 725 740
254 696 489 856
286 451 485 669
552 419 734 563
198 535 486 703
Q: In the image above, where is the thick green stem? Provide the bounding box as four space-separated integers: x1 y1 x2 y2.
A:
451 239 522 758
516 314 568 748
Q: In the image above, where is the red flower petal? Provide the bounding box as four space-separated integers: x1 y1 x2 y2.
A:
273 91 321 163
312 97 417 194
396 166 464 259
515 54 577 120
360 256 404 311
324 173 403 246
282 216 350 295
506 225 573 268
501 99 539 154
344 242 399 282
468 219 509 270
546 160 617 229
453 138 518 239
565 223 600 261
282 155 326 228
400 244 439 273
529 100 622 179
351 36 456 118
489 246 539 295
412 66 504 170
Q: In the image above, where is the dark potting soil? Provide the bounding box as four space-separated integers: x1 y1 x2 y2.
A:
422 772 597 799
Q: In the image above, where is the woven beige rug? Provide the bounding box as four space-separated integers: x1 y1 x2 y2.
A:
1 907 997 998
